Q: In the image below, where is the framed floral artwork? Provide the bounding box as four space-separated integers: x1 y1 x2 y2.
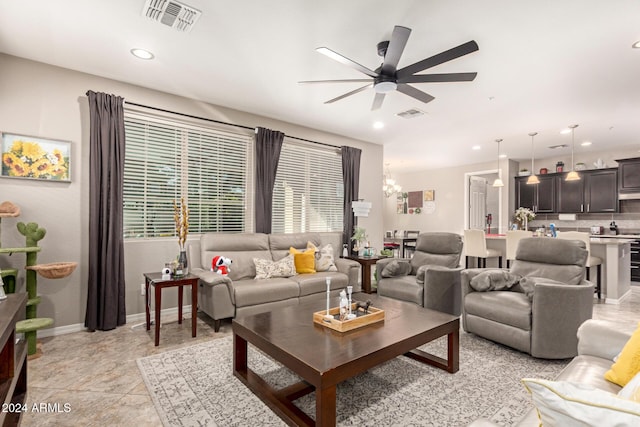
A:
1 132 71 182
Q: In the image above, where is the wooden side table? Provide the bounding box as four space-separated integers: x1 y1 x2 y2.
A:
346 256 389 294
144 272 198 346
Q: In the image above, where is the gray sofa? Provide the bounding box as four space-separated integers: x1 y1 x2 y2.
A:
187 231 360 331
376 232 464 315
470 319 636 426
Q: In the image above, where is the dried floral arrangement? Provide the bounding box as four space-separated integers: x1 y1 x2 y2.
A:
173 197 189 250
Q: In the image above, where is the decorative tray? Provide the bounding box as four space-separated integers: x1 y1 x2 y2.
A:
313 304 385 332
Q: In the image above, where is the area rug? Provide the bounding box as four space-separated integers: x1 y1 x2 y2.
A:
137 332 568 426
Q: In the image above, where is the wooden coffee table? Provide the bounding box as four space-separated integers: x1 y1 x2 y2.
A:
232 294 459 426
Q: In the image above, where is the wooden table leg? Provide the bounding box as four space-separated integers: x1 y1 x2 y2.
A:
154 285 161 346
447 328 460 373
315 385 337 427
145 278 151 331
191 280 197 337
178 285 183 325
233 333 248 373
362 263 372 294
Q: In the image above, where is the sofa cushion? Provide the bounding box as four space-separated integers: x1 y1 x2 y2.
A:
605 322 640 387
269 232 322 261
465 291 531 330
232 278 299 308
200 233 271 281
381 260 412 278
253 255 296 280
522 378 640 426
307 242 338 272
469 270 521 292
290 272 348 297
289 247 316 274
377 275 423 306
619 371 640 402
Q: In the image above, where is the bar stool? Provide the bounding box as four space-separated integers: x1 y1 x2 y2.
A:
505 230 531 268
557 231 603 299
463 229 503 268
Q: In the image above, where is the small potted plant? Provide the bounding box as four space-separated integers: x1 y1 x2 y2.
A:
518 168 530 176
350 227 368 255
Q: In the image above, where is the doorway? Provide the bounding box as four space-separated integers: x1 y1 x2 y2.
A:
464 170 502 233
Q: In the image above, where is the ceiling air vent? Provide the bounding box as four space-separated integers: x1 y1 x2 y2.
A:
142 0 201 32
396 108 426 119
548 144 569 150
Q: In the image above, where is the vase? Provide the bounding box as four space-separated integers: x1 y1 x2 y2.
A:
178 250 188 275
524 217 528 231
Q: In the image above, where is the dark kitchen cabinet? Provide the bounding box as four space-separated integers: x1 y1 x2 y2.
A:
514 175 556 213
617 157 640 194
515 168 618 213
585 169 618 212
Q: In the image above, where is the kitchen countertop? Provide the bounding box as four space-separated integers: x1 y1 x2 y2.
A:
590 237 637 245
590 234 640 239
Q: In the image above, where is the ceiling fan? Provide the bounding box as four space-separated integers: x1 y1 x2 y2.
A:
300 26 479 110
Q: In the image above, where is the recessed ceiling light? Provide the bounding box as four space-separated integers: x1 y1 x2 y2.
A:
499 154 507 158
560 129 571 135
633 41 640 48
472 145 481 150
373 121 384 129
581 141 592 146
131 48 154 60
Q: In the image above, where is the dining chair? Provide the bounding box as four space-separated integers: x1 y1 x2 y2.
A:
505 230 531 268
463 229 503 268
556 231 603 299
403 230 420 258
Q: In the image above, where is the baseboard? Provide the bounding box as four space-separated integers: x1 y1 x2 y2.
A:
604 290 631 305
36 305 193 338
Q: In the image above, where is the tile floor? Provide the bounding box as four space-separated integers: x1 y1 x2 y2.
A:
20 287 640 426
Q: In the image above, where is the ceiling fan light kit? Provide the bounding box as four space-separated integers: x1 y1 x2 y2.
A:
302 25 479 110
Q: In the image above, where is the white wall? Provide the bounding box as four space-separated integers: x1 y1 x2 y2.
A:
0 54 383 329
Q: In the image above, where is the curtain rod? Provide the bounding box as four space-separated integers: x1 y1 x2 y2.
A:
124 101 340 149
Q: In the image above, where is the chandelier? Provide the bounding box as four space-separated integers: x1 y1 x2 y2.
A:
383 164 402 198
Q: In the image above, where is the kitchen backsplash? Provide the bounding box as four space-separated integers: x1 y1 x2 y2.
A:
528 214 640 234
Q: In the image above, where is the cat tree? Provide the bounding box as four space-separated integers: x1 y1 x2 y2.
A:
0 201 76 358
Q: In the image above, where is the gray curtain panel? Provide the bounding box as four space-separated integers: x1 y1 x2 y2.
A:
85 91 126 331
254 127 284 233
341 146 361 255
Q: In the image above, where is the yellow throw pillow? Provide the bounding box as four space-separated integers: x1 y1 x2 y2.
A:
605 322 640 387
289 247 316 274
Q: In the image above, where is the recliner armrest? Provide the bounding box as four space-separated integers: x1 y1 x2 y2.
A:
335 258 361 291
422 266 464 316
191 268 235 304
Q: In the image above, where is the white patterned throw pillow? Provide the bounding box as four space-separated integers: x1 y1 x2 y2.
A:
253 255 297 280
306 242 338 272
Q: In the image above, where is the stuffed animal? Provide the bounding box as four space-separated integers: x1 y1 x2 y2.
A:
211 255 232 275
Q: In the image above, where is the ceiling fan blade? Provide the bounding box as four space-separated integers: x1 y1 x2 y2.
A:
398 72 477 84
372 93 385 110
381 26 411 75
397 84 435 104
298 79 373 84
316 47 378 78
396 40 479 79
324 83 373 104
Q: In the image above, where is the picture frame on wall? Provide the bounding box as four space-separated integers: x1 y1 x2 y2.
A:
1 132 71 182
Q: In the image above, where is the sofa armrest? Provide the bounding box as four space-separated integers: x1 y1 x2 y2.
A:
335 258 361 291
530 282 595 359
191 268 235 304
422 266 464 316
577 319 635 361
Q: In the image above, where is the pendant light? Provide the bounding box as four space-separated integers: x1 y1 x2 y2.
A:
565 124 581 181
526 132 540 184
492 139 504 187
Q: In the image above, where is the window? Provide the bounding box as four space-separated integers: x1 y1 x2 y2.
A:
123 112 252 239
271 140 343 233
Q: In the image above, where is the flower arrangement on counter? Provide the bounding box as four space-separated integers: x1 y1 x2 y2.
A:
173 197 189 250
514 207 536 230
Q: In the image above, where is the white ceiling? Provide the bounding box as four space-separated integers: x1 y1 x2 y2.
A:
1 0 639 172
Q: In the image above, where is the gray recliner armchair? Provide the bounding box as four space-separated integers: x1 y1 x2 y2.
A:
461 237 595 359
376 232 464 316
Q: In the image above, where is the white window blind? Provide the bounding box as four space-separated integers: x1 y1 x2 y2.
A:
271 140 343 233
123 112 252 239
